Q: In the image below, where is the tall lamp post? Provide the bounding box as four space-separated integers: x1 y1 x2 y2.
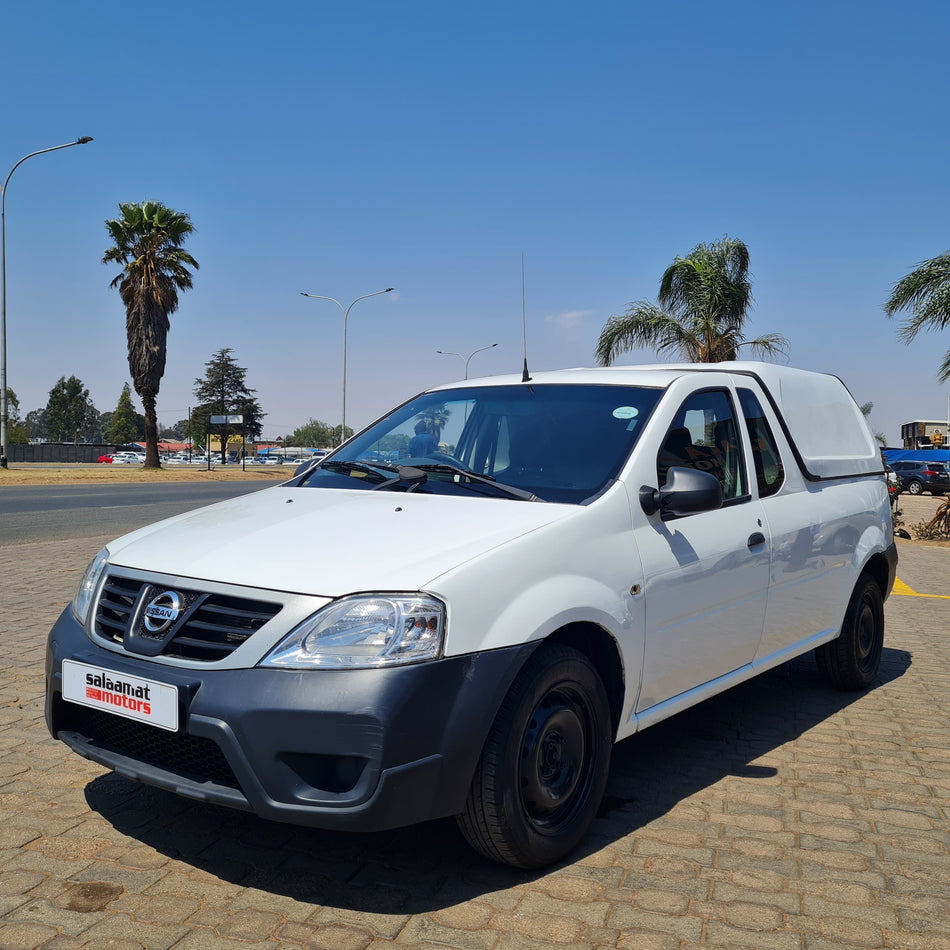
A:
300 287 394 445
1 136 93 468
436 342 498 379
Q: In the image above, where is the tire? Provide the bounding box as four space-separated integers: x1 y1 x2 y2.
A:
456 644 613 868
906 479 923 495
815 572 884 690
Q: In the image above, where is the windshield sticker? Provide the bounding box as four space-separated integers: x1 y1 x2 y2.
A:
612 406 639 420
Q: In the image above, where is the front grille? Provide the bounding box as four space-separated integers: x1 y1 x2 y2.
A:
166 594 279 660
94 575 282 661
57 700 240 789
97 575 139 642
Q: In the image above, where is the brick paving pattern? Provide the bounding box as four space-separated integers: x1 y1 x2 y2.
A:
0 526 947 949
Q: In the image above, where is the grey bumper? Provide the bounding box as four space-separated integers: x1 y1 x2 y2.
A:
46 608 535 832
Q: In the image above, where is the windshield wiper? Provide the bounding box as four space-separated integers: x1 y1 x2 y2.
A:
371 465 429 492
412 463 537 501
318 459 401 482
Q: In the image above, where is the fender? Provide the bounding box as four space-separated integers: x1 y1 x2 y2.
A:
429 486 645 725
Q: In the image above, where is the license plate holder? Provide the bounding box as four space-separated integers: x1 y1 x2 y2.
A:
62 659 179 732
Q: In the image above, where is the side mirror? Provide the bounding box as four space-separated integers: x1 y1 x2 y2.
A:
640 466 723 517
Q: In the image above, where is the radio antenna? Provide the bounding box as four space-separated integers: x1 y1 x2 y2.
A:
521 253 531 382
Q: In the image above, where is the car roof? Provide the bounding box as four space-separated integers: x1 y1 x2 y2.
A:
425 360 839 391
425 361 880 479
427 365 684 391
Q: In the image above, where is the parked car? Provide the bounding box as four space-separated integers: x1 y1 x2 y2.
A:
96 455 114 464
888 459 950 495
45 362 895 869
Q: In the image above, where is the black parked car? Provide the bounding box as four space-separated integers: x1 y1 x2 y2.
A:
889 459 950 495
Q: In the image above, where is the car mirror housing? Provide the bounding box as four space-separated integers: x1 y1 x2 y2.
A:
639 466 724 518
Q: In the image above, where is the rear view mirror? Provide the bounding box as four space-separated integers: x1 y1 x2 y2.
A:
639 466 723 517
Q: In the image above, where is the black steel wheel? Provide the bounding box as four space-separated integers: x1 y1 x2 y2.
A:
815 572 884 690
456 644 613 868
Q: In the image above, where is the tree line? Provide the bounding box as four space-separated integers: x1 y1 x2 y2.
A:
3 379 147 446
3 345 343 454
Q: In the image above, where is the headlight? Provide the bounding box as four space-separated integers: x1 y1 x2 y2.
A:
260 594 445 669
71 548 110 627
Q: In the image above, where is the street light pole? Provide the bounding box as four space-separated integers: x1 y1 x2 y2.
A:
436 342 499 379
300 287 394 445
0 136 93 468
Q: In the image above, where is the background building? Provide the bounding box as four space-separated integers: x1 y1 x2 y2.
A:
901 420 948 449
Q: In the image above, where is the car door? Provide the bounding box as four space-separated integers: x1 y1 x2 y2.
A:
631 383 770 716
737 384 871 660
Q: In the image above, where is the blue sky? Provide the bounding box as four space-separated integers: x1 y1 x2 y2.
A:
2 1 949 443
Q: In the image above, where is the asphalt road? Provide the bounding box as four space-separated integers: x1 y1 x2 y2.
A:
0 481 273 545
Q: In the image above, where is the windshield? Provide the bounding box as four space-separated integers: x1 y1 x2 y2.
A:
297 383 662 503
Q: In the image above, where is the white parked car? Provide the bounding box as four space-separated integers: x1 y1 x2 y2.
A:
46 363 895 868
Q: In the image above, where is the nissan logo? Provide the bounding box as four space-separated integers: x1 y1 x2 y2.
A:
143 591 183 634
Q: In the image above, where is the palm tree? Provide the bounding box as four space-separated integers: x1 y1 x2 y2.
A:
416 403 451 441
103 201 198 467
884 250 950 381
595 236 787 366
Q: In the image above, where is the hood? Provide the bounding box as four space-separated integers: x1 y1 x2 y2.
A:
106 485 576 595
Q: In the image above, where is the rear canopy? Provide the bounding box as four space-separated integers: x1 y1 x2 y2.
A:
730 363 881 479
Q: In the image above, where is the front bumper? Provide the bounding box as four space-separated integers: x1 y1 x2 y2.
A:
46 607 535 832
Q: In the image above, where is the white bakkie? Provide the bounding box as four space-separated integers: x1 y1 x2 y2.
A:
46 362 896 868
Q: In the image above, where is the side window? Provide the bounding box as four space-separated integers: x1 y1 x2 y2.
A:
657 389 746 502
737 388 784 497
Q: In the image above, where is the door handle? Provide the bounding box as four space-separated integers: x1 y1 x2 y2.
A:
748 532 766 549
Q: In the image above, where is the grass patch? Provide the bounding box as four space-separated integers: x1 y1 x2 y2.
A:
0 464 290 487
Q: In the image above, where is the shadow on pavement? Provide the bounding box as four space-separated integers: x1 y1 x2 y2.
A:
83 646 912 912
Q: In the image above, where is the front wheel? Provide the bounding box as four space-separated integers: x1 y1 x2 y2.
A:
456 645 613 868
815 572 884 690
906 479 923 495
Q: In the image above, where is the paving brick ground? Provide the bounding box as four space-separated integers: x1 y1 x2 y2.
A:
0 514 947 949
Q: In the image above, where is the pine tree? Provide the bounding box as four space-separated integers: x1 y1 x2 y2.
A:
104 384 140 446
